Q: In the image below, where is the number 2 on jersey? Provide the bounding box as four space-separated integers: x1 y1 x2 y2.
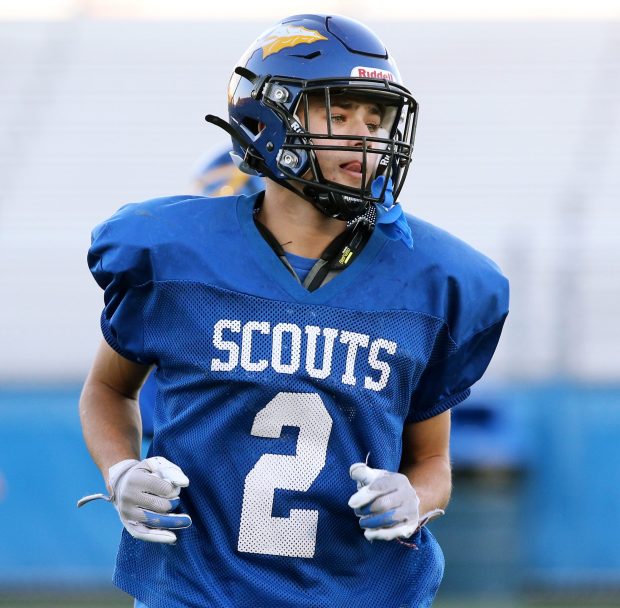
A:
237 392 333 558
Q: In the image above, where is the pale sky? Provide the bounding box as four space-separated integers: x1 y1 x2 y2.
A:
0 0 619 20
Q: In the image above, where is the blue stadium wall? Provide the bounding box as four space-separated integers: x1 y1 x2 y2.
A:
1 383 619 595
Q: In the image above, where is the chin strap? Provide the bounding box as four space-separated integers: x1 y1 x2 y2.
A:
371 176 413 249
204 114 261 169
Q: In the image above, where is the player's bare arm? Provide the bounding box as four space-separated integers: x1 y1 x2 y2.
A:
348 411 451 542
79 339 149 486
400 410 452 515
79 340 192 544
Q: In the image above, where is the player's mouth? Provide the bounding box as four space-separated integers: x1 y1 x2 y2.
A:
339 161 363 177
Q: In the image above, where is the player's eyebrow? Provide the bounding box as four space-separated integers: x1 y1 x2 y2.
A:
329 99 383 118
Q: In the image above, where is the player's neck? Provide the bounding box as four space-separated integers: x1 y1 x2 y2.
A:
258 181 347 259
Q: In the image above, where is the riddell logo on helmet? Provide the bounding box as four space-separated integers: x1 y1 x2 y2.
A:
351 67 395 81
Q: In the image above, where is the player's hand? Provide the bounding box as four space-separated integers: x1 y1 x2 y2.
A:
77 456 192 544
348 463 420 542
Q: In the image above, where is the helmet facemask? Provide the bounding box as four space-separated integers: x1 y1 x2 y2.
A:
257 77 418 220
217 68 417 221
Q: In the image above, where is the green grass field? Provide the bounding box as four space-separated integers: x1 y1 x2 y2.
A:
1 596 620 608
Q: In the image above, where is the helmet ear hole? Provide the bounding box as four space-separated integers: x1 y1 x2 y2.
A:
241 117 260 137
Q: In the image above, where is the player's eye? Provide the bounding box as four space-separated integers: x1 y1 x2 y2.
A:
330 114 346 124
366 122 380 133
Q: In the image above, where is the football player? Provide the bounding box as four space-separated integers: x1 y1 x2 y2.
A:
78 14 508 608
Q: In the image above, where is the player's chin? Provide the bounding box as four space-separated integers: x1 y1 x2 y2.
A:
328 169 367 190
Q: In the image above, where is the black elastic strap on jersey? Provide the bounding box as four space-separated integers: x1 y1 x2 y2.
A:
253 210 373 292
303 219 371 291
254 220 299 280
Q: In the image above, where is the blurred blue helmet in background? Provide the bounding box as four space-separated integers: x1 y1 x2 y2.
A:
192 145 264 197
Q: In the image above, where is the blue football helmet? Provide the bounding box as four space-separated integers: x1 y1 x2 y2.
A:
192 145 264 197
207 14 418 220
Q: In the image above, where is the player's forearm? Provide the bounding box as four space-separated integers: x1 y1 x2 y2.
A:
79 379 142 491
400 455 452 516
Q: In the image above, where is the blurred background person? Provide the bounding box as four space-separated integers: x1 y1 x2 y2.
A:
190 145 265 199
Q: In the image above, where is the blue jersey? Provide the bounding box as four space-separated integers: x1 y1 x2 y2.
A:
88 193 508 608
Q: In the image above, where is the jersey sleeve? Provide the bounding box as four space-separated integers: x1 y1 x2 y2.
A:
407 316 507 422
87 202 157 365
407 248 510 423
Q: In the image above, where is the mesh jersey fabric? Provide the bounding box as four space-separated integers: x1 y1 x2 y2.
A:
88 193 509 608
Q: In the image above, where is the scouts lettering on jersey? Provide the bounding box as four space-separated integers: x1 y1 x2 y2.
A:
210 319 397 392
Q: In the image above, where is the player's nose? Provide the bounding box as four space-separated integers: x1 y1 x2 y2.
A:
352 118 373 138
347 133 372 154
347 114 375 147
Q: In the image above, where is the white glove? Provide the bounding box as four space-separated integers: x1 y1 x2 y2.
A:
78 456 192 544
348 463 443 542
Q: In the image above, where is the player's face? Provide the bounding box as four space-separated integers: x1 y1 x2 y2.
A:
298 93 391 189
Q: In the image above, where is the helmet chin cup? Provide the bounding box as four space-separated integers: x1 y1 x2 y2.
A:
302 187 367 221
